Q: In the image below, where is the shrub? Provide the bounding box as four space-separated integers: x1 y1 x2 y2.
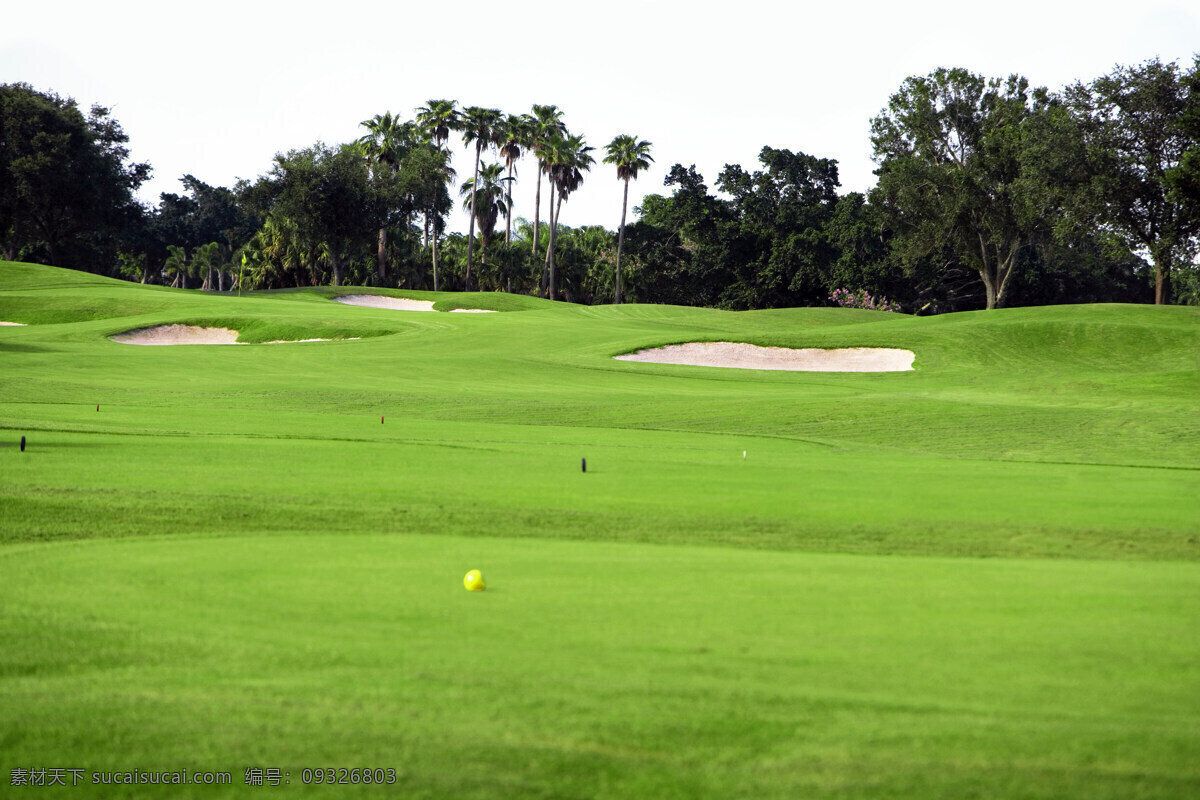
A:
829 287 901 312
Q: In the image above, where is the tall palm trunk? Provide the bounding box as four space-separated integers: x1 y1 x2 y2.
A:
547 189 564 300
378 227 388 283
431 212 440 292
505 162 515 245
532 167 543 264
540 182 555 297
466 142 483 290
615 176 630 304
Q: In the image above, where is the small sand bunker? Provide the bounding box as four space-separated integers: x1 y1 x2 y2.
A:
333 295 435 312
0 321 27 326
333 295 495 313
263 337 362 344
111 325 239 346
615 342 915 372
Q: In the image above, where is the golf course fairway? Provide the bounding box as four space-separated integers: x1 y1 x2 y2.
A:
2 261 1199 798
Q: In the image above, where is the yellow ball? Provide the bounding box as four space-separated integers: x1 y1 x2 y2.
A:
463 569 485 591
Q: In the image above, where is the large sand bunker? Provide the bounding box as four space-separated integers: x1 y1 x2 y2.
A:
111 325 240 345
615 342 915 372
0 321 27 326
111 325 358 346
333 294 496 313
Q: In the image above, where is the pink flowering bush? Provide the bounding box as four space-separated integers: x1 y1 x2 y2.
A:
829 288 901 312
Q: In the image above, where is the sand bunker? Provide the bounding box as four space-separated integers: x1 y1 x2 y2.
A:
615 342 915 372
333 295 495 313
111 325 240 345
111 325 363 345
334 295 435 311
263 337 361 344
0 321 27 326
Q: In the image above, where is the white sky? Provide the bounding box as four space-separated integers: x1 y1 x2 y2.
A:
3 1 1198 235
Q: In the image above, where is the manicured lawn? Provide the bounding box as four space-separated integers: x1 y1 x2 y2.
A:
2 261 1198 797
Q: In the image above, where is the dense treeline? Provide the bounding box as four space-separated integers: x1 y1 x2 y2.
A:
2 56 1198 311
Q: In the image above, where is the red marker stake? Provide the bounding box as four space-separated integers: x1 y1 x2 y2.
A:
96 404 99 411
381 416 384 424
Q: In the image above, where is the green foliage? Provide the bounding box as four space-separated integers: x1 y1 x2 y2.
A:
459 162 512 252
254 142 376 287
0 83 149 272
6 68 1196 312
869 69 1074 309
604 134 654 303
1064 56 1200 304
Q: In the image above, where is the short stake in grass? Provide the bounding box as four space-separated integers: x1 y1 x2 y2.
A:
582 457 587 473
20 435 26 452
463 570 485 591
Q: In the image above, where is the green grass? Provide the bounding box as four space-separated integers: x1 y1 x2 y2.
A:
1 260 1199 797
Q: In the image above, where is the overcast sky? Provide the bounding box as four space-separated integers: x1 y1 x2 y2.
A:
4 1 1198 235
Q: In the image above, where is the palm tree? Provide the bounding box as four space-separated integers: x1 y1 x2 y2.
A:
194 241 224 291
357 112 417 282
357 112 409 169
415 99 459 151
603 135 654 304
459 107 505 289
544 132 594 300
527 105 566 268
498 114 528 246
459 162 513 269
164 245 189 289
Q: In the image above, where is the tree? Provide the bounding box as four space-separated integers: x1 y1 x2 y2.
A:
415 99 459 151
264 142 374 286
0 83 150 270
526 105 566 269
870 68 1068 309
603 135 654 304
716 147 842 308
459 106 505 289
146 175 253 289
357 112 419 282
1064 56 1200 304
543 132 594 299
192 241 225 291
459 162 512 269
399 143 455 291
627 165 733 307
164 244 190 288
498 114 528 245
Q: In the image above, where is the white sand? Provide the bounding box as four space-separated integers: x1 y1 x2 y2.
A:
333 295 435 312
111 326 365 345
111 325 240 345
0 321 27 326
615 342 915 372
263 337 362 344
333 295 495 313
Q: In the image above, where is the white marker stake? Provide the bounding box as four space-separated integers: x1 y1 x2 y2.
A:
743 451 746 460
